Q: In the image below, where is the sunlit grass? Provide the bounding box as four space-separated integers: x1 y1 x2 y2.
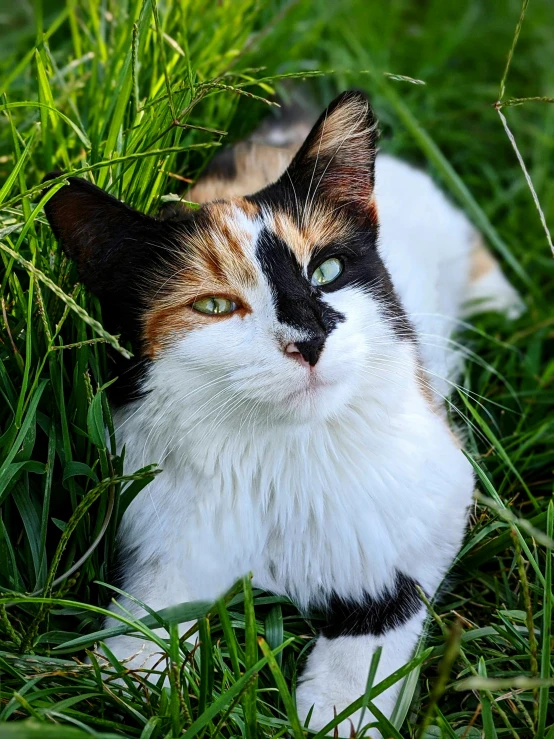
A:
0 0 553 736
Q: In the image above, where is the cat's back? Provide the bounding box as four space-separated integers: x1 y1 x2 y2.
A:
375 153 474 322
374 155 475 389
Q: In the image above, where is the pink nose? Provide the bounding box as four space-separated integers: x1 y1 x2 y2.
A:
285 343 313 369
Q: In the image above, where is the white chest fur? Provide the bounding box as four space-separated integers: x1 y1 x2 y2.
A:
115 351 473 613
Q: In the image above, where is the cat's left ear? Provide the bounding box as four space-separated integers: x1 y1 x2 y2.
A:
280 90 378 214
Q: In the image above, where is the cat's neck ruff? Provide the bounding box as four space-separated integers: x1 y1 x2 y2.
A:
114 342 471 609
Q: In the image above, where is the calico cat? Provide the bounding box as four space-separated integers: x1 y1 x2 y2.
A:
44 91 521 735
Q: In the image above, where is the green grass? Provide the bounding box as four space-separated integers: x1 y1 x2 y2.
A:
0 0 553 737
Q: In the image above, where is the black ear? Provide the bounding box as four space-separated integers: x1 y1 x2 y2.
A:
43 174 159 297
280 91 378 214
43 174 177 352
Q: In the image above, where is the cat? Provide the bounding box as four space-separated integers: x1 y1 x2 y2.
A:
44 91 521 736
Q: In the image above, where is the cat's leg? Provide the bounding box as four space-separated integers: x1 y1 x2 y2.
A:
296 573 425 738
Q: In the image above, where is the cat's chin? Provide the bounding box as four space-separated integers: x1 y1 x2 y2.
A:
276 376 354 423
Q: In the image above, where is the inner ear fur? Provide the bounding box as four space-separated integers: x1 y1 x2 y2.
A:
280 90 378 214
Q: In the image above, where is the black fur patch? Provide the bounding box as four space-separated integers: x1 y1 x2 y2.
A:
256 227 345 355
108 357 152 407
320 572 422 638
250 196 415 343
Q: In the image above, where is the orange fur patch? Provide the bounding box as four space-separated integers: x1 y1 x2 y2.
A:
271 204 353 266
143 202 258 357
368 196 378 225
416 363 436 408
234 196 260 220
469 236 498 282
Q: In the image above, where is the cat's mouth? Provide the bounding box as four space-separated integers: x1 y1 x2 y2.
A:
283 369 335 399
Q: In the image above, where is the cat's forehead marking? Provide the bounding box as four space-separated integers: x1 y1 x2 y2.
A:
255 211 346 339
266 205 352 266
142 198 355 358
198 200 261 280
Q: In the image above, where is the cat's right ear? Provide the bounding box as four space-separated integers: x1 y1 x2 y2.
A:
277 91 378 217
43 174 157 297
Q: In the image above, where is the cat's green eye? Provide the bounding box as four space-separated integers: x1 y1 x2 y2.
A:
311 257 343 287
192 296 238 315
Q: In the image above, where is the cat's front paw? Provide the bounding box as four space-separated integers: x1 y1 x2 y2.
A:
92 635 168 683
296 681 382 738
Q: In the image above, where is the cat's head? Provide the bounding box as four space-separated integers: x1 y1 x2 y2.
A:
45 91 414 426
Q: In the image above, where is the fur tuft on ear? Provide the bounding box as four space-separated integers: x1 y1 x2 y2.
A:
280 90 378 215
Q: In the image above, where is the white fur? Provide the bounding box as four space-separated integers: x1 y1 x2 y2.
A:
296 612 426 736
376 155 473 401
103 155 515 734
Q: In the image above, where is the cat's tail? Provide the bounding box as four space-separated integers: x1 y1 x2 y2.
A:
185 96 316 205
463 234 525 319
248 96 316 149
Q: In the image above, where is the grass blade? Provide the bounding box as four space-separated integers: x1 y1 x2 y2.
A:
537 501 553 738
258 637 304 739
242 575 258 739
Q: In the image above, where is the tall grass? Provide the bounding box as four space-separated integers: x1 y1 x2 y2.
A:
0 0 553 737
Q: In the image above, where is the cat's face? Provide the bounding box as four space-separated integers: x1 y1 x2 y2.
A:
45 91 412 425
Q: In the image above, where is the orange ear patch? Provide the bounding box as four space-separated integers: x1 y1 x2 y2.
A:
303 93 375 162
